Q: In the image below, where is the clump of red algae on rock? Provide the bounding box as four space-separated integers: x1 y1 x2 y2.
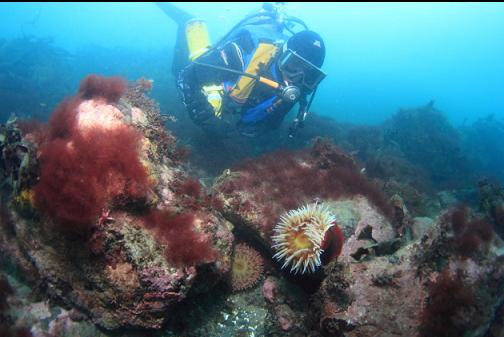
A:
0 75 234 331
306 201 504 337
213 138 402 333
32 74 150 233
214 131 502 337
418 268 479 337
214 138 392 272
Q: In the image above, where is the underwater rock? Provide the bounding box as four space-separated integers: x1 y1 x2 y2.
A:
310 206 504 337
0 77 233 330
460 114 504 183
214 138 393 265
262 276 278 304
0 115 39 203
261 276 310 336
437 190 459 209
410 216 434 240
383 102 471 188
333 196 396 263
479 179 504 239
314 254 424 337
377 176 435 217
0 271 107 337
159 282 270 337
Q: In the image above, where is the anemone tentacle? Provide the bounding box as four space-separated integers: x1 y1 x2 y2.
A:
271 203 337 274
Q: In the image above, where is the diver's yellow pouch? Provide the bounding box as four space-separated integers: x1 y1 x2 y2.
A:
202 84 224 118
186 19 211 61
229 42 280 104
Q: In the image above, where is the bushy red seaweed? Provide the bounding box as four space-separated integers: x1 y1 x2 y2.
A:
220 138 393 233
143 209 216 267
46 97 81 140
34 125 149 232
204 194 224 211
16 118 46 144
33 75 149 233
419 268 476 337
175 179 202 199
174 178 224 212
448 206 494 258
78 74 127 103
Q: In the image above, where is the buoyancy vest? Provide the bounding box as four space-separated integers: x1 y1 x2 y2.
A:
223 23 289 106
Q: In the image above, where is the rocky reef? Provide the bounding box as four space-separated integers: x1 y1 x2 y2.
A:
310 204 503 337
1 78 503 337
0 75 233 333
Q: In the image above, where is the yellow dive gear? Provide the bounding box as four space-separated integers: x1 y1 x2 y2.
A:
201 84 224 118
186 19 211 61
229 41 280 104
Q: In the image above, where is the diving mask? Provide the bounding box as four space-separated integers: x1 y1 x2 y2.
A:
278 49 326 91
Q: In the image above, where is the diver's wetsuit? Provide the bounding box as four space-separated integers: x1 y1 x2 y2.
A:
158 3 301 137
180 26 298 136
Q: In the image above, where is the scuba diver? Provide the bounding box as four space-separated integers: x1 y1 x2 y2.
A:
156 2 327 138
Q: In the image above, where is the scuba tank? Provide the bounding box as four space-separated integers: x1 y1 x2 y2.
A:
186 19 211 61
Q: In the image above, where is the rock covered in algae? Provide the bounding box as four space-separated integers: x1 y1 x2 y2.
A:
214 138 394 253
0 77 233 330
311 207 504 337
0 272 108 337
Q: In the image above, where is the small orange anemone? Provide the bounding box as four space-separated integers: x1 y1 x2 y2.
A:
231 244 264 291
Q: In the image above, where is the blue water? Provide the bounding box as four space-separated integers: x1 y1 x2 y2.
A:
1 2 503 126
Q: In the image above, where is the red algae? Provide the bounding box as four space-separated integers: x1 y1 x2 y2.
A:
143 209 216 267
33 75 149 233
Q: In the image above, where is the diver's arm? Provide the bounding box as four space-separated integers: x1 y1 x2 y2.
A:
178 65 215 125
179 46 237 124
271 99 298 130
288 96 308 138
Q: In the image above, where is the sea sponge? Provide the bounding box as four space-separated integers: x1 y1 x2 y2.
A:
272 203 343 274
231 243 264 291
